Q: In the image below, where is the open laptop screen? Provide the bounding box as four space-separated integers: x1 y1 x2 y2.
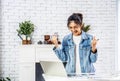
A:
40 61 67 77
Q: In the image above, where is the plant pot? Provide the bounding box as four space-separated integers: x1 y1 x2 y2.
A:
22 40 28 45
22 40 31 45
27 40 32 44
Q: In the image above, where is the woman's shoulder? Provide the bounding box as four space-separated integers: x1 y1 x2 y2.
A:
63 33 72 40
86 33 93 37
85 33 93 40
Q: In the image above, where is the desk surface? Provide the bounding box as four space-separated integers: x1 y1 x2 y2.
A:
43 74 120 81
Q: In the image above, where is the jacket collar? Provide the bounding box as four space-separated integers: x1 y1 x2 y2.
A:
68 31 88 40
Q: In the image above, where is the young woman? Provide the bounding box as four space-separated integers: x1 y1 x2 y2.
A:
51 13 98 75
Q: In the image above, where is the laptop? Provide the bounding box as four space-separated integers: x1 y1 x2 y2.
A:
40 61 67 77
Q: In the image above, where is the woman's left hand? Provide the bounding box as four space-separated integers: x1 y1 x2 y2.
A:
91 36 99 53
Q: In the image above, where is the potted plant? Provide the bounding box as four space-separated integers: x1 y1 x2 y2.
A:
0 77 11 81
17 20 34 44
82 23 91 32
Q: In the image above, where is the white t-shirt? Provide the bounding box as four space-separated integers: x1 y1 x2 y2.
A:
73 35 81 74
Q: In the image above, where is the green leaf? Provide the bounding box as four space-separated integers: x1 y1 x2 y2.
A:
2 78 6 81
17 20 34 35
6 77 11 81
83 23 91 32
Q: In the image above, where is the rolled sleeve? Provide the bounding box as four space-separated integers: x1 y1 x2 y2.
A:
53 46 67 62
90 50 98 63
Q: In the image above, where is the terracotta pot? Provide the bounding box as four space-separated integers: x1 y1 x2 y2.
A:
27 40 32 44
22 40 31 45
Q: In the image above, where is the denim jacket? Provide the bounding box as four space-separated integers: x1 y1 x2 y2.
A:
53 31 98 75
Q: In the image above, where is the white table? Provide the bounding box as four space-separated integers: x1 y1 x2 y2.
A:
18 45 120 81
43 74 120 81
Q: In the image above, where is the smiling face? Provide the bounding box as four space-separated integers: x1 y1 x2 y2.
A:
68 21 82 36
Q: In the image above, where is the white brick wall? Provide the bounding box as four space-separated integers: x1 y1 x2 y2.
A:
118 0 120 72
0 0 117 81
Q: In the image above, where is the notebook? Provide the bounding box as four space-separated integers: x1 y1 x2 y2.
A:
40 61 67 77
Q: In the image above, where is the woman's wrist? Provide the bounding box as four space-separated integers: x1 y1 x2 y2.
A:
92 47 97 53
55 43 58 48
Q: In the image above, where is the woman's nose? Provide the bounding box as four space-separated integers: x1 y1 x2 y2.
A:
71 27 74 30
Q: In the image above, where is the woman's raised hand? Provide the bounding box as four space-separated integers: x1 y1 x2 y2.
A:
51 35 58 47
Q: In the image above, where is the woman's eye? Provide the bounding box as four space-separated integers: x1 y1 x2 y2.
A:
69 27 72 29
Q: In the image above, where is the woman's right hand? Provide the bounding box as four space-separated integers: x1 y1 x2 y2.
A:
51 35 58 47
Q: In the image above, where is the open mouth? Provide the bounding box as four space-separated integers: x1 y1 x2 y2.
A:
74 30 78 33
